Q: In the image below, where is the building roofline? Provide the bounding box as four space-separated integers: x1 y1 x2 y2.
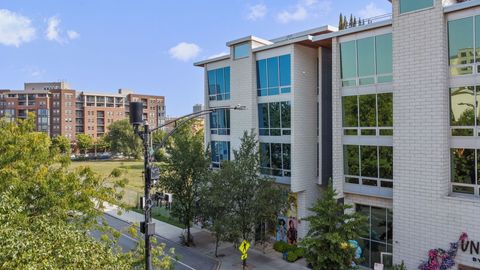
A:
444 0 480 13
225 35 273 47
252 35 313 53
269 25 337 43
194 55 231 67
312 19 392 42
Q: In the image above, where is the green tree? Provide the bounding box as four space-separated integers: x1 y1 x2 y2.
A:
96 134 111 153
106 119 142 159
158 121 210 245
301 184 368 270
199 162 235 257
76 133 94 155
51 134 71 154
227 131 287 267
339 13 344 30
0 115 173 269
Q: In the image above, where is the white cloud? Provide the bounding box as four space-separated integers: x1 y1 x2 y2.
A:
277 0 331 24
46 16 61 42
247 4 267 21
169 42 201 61
358 2 387 19
208 51 229 59
46 16 79 43
22 65 46 78
0 9 36 47
67 30 79 40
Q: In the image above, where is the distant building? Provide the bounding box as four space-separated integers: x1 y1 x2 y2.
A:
0 82 166 141
193 104 203 113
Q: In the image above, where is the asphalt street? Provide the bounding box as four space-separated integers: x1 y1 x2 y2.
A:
90 213 219 270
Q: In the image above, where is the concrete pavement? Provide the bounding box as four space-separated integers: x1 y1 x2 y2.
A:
103 204 309 270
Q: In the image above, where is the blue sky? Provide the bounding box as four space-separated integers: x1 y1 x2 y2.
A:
0 0 391 116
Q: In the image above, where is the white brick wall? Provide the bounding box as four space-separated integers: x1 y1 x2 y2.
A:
392 0 480 269
292 44 321 237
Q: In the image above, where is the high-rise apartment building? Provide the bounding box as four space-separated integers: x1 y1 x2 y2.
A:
195 0 480 269
0 82 166 141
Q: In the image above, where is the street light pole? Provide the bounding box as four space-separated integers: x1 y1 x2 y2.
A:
130 103 245 270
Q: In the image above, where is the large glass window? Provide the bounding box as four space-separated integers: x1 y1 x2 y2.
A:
258 101 291 136
451 148 480 196
400 0 433 14
340 34 392 87
260 143 291 177
211 141 230 168
207 67 230 101
257 54 291 96
449 86 480 136
449 17 474 76
234 43 250 59
342 93 393 136
356 205 393 269
343 145 393 188
210 109 230 135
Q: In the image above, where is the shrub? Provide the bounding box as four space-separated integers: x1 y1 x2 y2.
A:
273 241 289 253
287 251 299 262
294 247 305 258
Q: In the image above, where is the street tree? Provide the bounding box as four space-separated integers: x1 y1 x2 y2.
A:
51 135 71 154
199 162 235 257
158 121 210 246
301 184 368 270
0 115 173 269
228 131 287 245
96 134 111 153
106 119 142 159
76 133 94 155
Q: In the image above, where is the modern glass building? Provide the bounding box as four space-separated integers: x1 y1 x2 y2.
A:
195 0 480 269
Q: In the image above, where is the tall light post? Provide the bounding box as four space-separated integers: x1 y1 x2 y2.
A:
129 102 245 270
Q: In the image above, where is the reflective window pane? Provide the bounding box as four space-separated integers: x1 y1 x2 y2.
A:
279 55 291 87
342 96 358 128
378 93 393 127
208 70 216 96
234 43 250 59
224 67 230 99
283 144 291 170
216 69 225 99
340 41 357 79
257 59 267 90
281 101 291 129
271 143 282 170
448 17 474 68
344 145 359 176
376 34 392 75
258 104 269 129
269 102 281 130
267 57 279 88
476 16 480 63
400 0 433 14
371 207 387 242
450 86 475 127
361 146 378 178
359 95 376 127
260 143 270 168
357 37 375 77
379 146 393 180
451 148 475 185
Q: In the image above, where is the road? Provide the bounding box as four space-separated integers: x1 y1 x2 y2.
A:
90 213 219 270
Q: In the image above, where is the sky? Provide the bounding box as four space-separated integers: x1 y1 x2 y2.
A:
0 0 391 116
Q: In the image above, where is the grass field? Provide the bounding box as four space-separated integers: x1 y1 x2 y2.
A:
70 160 144 206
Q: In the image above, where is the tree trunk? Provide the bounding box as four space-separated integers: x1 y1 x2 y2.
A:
215 238 219 257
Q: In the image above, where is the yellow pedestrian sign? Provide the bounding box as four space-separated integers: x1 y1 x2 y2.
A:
239 240 250 261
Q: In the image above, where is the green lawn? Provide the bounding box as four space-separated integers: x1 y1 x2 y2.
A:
70 160 144 206
131 207 184 229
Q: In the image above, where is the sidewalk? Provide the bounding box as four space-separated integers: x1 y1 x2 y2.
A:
103 204 309 270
